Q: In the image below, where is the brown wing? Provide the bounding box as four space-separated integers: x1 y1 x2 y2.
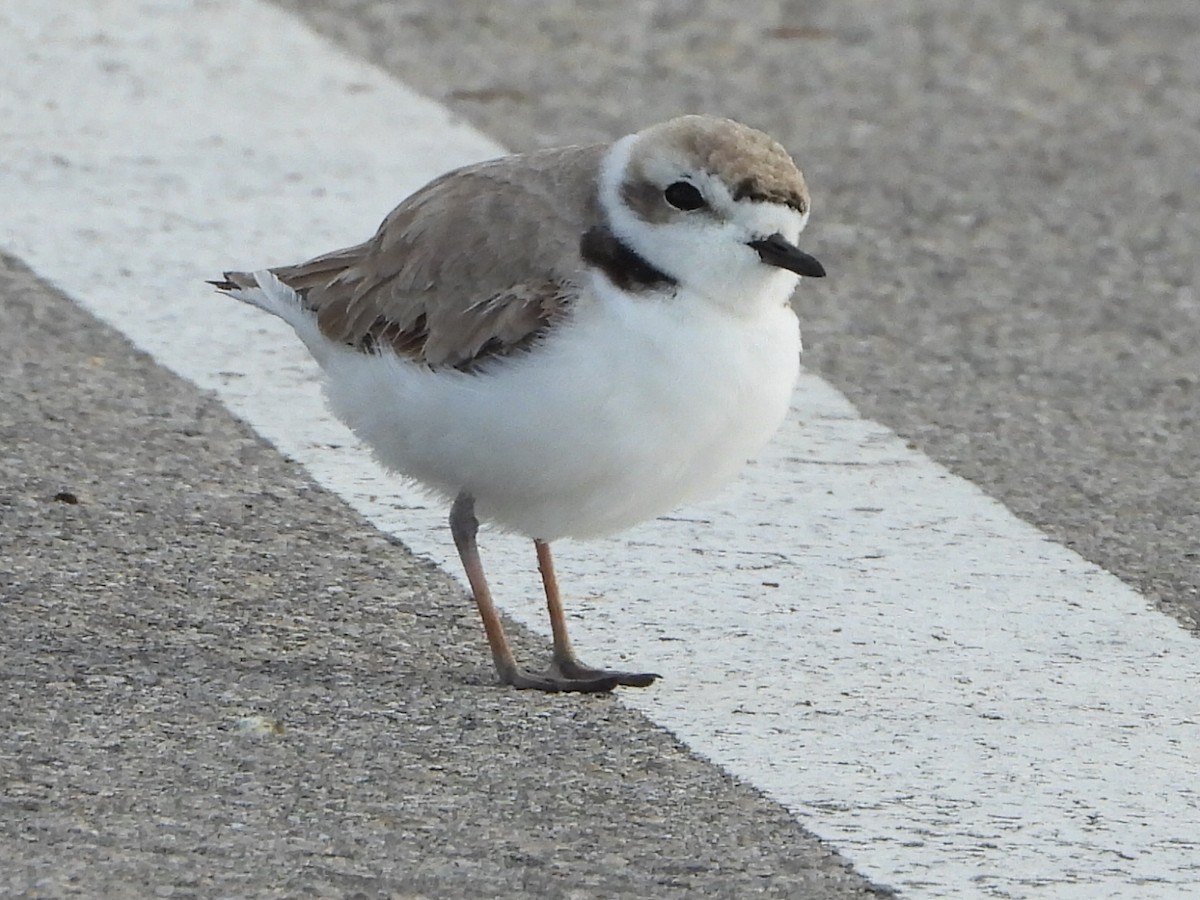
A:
248 143 604 369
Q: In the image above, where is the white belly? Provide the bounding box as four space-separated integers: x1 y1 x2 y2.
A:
321 284 801 541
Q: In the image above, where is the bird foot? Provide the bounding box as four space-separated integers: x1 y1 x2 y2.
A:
498 658 660 693
553 656 660 689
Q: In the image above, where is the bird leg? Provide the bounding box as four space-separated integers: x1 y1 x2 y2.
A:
534 539 659 688
449 493 641 693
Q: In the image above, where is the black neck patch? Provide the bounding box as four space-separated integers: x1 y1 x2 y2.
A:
579 225 677 293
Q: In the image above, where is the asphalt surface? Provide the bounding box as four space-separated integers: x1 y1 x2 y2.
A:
2 0 1198 896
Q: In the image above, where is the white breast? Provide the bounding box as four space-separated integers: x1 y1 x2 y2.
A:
320 279 801 541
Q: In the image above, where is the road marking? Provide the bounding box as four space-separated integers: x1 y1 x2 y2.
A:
3 1 1198 895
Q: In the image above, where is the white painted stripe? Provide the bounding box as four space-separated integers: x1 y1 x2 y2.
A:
3 1 1198 896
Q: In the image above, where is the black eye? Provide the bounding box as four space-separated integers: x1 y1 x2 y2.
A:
664 181 706 211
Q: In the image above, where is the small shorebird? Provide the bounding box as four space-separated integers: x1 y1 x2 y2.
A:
213 115 824 693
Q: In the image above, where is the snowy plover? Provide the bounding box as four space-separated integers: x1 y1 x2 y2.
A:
213 115 824 693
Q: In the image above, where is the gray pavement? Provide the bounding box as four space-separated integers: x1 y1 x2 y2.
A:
0 253 887 897
4 0 1200 895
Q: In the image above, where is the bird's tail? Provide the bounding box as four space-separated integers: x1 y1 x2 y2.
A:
210 268 299 318
209 269 329 361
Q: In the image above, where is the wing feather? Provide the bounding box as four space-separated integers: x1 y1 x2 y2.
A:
262 143 604 369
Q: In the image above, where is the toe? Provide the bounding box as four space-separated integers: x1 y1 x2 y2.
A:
507 669 619 694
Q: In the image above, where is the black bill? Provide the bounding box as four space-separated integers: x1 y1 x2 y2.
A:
748 233 826 278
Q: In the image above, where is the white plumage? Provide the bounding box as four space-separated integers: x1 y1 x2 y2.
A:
234 263 800 541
